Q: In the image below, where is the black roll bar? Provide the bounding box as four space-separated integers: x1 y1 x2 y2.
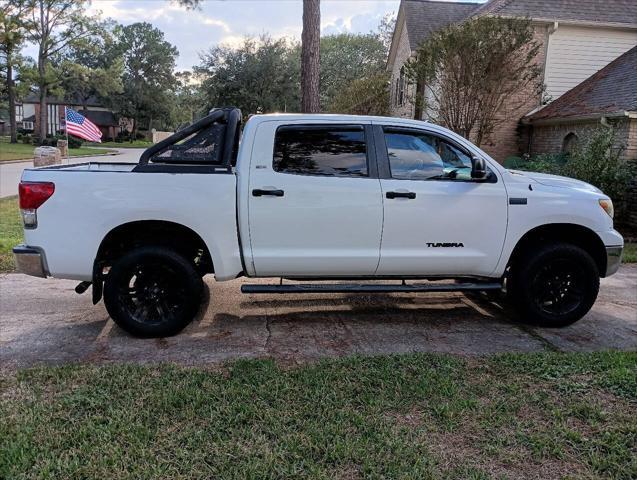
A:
138 107 242 166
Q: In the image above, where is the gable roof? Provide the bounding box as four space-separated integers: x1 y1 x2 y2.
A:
22 93 105 107
81 110 118 127
527 45 637 122
403 0 480 49
472 0 637 27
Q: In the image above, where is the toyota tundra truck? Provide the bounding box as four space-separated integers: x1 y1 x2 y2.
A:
13 107 624 337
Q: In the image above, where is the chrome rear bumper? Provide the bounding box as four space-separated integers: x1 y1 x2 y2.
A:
605 246 623 277
13 245 48 278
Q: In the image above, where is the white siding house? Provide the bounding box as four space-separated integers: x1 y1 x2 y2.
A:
544 25 637 100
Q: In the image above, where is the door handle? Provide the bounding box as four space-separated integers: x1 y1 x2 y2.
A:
386 191 416 199
252 188 284 197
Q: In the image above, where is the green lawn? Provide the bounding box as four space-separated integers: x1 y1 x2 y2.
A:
1 351 636 479
0 141 114 162
623 242 637 263
0 196 22 272
87 140 153 148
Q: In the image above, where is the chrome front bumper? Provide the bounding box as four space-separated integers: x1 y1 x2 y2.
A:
605 246 623 277
13 245 48 278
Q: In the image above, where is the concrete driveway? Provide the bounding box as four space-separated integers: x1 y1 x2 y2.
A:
1 265 635 368
0 148 145 198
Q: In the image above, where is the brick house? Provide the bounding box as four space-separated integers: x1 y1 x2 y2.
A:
524 46 637 160
16 94 129 141
387 0 637 162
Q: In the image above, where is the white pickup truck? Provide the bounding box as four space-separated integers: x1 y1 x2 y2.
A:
14 108 623 337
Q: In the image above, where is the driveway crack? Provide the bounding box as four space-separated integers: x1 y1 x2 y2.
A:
264 315 272 352
516 324 562 352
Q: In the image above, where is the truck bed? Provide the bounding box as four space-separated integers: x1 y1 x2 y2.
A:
20 164 244 281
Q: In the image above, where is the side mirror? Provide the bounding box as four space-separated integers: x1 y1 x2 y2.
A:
471 156 487 180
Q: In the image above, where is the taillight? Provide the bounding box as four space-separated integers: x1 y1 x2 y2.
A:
19 181 55 229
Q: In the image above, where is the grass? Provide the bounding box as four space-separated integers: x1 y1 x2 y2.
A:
0 196 21 272
623 242 637 263
1 351 635 479
0 140 114 162
86 140 153 148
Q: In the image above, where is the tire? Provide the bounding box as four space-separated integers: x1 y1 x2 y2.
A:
509 242 599 327
103 246 204 337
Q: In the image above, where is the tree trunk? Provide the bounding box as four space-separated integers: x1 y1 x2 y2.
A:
131 117 137 143
38 86 48 143
301 0 320 113
37 0 48 143
7 52 17 143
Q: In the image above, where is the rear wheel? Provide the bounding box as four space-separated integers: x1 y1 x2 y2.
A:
509 243 599 327
103 246 204 337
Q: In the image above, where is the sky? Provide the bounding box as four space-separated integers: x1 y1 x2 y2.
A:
22 0 485 71
89 0 402 70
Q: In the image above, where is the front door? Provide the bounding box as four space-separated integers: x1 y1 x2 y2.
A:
247 122 383 277
375 126 508 277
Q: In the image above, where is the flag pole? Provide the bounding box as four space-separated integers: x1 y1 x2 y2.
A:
65 107 70 164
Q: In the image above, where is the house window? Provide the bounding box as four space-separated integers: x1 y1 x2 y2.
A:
16 105 23 122
562 132 578 155
47 104 60 135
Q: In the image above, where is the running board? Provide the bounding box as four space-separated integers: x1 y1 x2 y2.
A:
241 282 502 294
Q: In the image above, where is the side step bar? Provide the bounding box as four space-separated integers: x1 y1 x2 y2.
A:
241 282 502 294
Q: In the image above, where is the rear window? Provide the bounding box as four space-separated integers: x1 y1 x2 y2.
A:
273 126 368 177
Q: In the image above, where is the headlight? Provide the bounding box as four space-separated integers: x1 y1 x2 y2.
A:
599 199 614 219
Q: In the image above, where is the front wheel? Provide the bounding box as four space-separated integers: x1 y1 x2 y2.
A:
103 246 204 337
509 243 600 327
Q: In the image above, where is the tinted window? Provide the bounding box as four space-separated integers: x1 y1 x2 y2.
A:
274 126 368 177
384 129 474 180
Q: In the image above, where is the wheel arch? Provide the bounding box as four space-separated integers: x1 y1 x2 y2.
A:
507 223 607 277
91 221 214 306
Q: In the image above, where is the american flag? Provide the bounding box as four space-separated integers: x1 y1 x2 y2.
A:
64 107 102 143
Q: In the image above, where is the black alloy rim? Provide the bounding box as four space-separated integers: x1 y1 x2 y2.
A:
530 259 585 316
117 261 188 326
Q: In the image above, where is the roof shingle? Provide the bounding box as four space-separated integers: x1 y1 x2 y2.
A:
403 0 479 48
472 0 637 27
527 45 637 122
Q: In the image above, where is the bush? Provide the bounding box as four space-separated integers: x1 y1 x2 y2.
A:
517 127 635 220
40 134 83 149
66 135 83 149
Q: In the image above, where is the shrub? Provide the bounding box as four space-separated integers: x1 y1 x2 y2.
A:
65 135 83 149
40 134 83 148
517 127 635 221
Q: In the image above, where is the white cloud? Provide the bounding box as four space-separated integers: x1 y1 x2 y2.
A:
200 16 232 33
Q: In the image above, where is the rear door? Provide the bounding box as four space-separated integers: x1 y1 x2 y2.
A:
247 121 383 276
375 125 508 277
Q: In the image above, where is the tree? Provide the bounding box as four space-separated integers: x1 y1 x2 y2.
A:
61 31 123 113
110 22 178 138
377 12 397 56
301 0 320 113
25 0 103 142
172 70 203 127
319 33 386 110
0 0 29 143
328 73 389 116
196 36 300 116
407 16 542 146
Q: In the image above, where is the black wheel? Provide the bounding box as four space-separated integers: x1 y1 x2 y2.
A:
509 243 599 327
103 246 204 337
